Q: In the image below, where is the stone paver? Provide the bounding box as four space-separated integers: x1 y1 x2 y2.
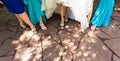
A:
105 38 120 57
0 56 13 61
0 2 120 61
114 55 120 61
73 34 112 61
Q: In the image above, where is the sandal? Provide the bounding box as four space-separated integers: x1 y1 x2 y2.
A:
60 23 64 27
60 20 65 27
39 24 47 30
65 18 68 22
31 26 37 34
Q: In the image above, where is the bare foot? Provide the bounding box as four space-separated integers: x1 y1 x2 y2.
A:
86 25 96 37
91 25 96 31
80 29 85 33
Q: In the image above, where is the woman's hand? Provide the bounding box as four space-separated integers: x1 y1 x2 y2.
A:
0 1 3 4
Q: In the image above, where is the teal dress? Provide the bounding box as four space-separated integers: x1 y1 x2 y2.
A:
90 0 114 27
23 0 46 25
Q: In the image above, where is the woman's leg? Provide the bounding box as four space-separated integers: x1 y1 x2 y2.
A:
60 4 65 26
15 14 26 28
87 9 93 22
65 7 70 22
16 11 36 31
39 16 47 30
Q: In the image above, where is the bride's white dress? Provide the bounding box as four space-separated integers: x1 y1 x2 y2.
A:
68 10 75 20
42 0 94 29
57 0 70 6
42 0 57 18
69 0 94 29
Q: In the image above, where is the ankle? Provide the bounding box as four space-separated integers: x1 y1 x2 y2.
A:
91 25 96 31
39 24 47 30
30 26 36 30
20 24 26 28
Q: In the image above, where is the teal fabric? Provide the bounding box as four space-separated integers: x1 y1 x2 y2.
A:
23 0 46 25
91 0 114 27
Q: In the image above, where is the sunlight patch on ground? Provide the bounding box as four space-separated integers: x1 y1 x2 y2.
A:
114 8 120 10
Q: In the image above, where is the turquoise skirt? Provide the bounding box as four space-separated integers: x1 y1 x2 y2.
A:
23 0 46 25
90 0 114 27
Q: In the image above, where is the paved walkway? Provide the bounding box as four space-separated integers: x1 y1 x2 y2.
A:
0 4 120 61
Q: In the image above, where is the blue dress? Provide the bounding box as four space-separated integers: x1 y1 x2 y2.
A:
1 0 24 14
23 0 46 25
90 0 114 27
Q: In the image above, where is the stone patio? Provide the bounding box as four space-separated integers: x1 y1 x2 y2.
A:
0 2 120 61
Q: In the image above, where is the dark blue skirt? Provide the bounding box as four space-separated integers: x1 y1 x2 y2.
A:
1 0 25 14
